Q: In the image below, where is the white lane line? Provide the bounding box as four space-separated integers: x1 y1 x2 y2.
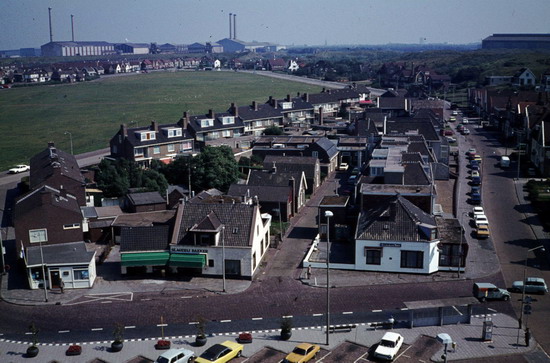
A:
282 315 293 319
125 326 136 329
58 330 70 334
100 301 112 304
189 322 198 325
156 324 168 327
342 311 353 315
91 328 103 331
251 317 263 321
372 309 382 312
488 308 497 312
220 320 231 323
400 308 409 311
312 313 323 317
181 296 192 299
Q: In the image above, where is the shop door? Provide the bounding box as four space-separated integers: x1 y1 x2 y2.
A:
49 269 61 289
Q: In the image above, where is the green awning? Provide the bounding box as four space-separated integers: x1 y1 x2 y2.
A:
121 252 169 267
169 253 206 268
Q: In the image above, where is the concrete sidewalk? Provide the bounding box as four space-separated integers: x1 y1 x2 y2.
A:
0 313 541 362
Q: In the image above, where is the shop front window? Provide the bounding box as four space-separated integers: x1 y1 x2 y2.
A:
74 269 89 280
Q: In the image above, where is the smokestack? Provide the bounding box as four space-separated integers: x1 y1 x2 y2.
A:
229 13 232 39
71 14 74 42
48 7 53 43
233 14 237 39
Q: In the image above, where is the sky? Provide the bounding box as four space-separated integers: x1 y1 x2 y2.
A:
2 0 550 50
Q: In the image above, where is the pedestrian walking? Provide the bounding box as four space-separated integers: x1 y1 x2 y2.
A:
525 328 531 347
59 279 65 294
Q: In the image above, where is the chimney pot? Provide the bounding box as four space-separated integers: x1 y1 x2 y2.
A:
208 109 214 118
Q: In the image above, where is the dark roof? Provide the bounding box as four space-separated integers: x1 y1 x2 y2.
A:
247 169 304 196
378 97 407 110
119 225 171 252
26 241 95 266
188 189 223 203
15 185 80 217
356 195 436 241
227 184 290 203
187 111 245 134
122 122 194 147
315 137 339 159
386 119 439 141
113 210 175 227
275 96 314 112
306 88 360 104
262 155 317 179
175 202 258 247
29 143 84 189
403 163 431 185
237 102 282 121
127 191 166 206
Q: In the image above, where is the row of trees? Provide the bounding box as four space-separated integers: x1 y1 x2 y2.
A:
95 146 241 198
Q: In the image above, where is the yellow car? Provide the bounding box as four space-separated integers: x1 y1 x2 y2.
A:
195 340 243 363
476 225 490 239
283 343 321 363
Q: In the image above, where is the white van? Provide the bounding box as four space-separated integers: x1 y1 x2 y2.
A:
500 156 510 168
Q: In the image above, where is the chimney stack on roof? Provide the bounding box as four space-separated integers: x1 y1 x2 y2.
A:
252 101 258 111
208 109 214 118
230 103 239 117
120 124 128 138
151 120 158 132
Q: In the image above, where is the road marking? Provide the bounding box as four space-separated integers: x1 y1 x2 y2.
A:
372 309 382 312
220 320 231 323
25 332 32 335
91 328 103 331
400 308 409 311
125 326 136 329
282 315 293 319
342 311 353 315
156 324 168 327
189 322 198 325
488 308 497 312
64 292 134 306
58 330 70 334
180 296 192 299
312 313 323 317
452 306 463 315
251 317 263 321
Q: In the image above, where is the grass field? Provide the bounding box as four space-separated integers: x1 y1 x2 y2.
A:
0 71 321 171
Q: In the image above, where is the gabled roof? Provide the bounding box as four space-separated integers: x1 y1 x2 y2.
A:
306 88 360 105
120 121 194 147
386 119 439 141
29 143 84 189
356 195 436 242
174 202 258 247
113 210 175 227
26 241 95 267
227 184 290 203
237 102 282 121
127 191 166 206
15 185 80 217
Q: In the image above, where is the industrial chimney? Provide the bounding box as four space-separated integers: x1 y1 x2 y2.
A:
71 14 75 42
229 13 232 39
48 7 53 43
233 13 237 39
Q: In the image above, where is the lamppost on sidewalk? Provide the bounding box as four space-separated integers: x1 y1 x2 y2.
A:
519 245 545 330
457 211 468 278
222 225 226 293
324 210 333 346
64 131 73 155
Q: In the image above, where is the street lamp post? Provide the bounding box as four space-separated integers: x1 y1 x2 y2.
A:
39 240 48 302
64 131 73 155
324 210 333 346
222 225 226 293
457 211 468 278
519 245 545 330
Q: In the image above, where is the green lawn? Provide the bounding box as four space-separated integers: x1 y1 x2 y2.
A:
0 71 320 171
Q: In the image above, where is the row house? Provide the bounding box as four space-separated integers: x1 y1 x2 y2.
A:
267 95 314 127
110 120 195 167
526 105 550 176
305 87 362 119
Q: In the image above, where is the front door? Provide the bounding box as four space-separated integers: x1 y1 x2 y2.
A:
49 269 61 289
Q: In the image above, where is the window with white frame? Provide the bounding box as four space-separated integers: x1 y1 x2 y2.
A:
221 116 234 125
222 130 231 137
63 223 81 230
29 229 48 243
138 131 156 141
73 269 90 280
200 119 214 128
153 146 160 154
167 144 175 152
165 128 182 138
180 141 192 151
134 148 144 156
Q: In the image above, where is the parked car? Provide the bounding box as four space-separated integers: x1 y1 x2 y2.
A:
471 170 480 178
456 124 464 131
446 136 457 143
373 332 404 361
471 175 481 185
466 148 477 156
462 128 470 135
473 282 510 301
8 164 30 174
282 343 321 363
351 167 361 175
155 348 195 363
474 214 489 227
347 175 358 185
462 117 469 124
476 224 490 238
338 162 349 171
195 341 243 363
472 206 484 217
511 277 548 294
499 156 510 168
470 164 480 172
470 191 482 205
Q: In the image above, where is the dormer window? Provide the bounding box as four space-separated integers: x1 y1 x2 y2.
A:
199 119 214 128
221 116 235 125
136 131 156 141
163 127 183 138
281 102 292 110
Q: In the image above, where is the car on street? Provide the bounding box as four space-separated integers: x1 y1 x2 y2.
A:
462 117 469 124
473 155 482 163
471 170 480 178
338 162 349 171
473 282 510 301
446 136 457 143
373 332 404 361
466 148 477 156
195 341 243 363
470 191 482 204
511 277 548 294
474 214 489 227
462 128 470 135
155 348 196 363
476 224 490 238
470 164 480 172
472 206 484 217
456 124 464 132
471 175 481 185
347 175 358 185
351 167 361 175
282 343 321 363
8 164 30 174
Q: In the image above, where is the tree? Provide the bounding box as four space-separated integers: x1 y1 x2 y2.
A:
263 125 284 135
192 146 239 193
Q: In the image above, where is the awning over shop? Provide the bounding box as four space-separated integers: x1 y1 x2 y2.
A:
169 253 206 268
121 252 169 267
